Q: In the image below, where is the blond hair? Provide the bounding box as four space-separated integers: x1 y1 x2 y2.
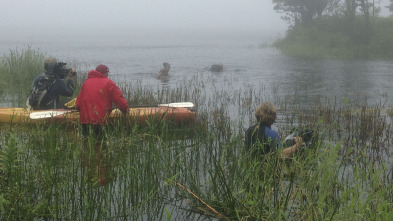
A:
255 102 277 126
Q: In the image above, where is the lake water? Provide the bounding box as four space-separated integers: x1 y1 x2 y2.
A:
2 29 392 110
2 29 393 220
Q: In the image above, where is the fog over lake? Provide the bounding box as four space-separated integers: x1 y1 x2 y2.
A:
2 2 393 220
1 0 287 36
1 0 393 111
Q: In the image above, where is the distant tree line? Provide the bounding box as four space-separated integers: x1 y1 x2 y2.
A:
389 0 393 12
272 0 393 59
272 0 386 26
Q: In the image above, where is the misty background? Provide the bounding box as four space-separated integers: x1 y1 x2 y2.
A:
1 0 288 40
1 1 393 220
1 0 392 108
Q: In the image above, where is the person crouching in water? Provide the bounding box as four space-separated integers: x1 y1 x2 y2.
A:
156 62 170 79
245 102 303 158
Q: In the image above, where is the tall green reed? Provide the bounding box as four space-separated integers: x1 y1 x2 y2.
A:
1 46 393 220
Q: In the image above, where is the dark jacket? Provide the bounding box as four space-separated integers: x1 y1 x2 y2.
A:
75 70 128 125
40 76 75 109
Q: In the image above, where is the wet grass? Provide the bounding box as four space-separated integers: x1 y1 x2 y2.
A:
1 48 393 220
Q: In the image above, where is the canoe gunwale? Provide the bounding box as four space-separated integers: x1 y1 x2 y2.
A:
0 107 196 126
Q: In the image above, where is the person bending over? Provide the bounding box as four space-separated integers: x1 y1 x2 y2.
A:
245 102 303 158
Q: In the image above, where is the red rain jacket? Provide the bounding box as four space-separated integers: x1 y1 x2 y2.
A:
76 70 128 124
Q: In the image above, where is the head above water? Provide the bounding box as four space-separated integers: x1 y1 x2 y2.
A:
255 102 277 126
161 62 170 73
96 64 110 76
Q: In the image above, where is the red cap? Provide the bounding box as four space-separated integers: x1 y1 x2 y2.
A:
96 64 109 75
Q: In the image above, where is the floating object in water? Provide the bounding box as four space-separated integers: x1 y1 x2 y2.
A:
209 64 223 72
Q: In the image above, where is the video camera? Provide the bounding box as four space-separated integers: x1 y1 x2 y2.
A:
283 126 315 148
47 62 76 79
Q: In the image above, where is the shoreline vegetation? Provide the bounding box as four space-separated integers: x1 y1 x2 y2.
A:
273 16 393 60
1 48 393 220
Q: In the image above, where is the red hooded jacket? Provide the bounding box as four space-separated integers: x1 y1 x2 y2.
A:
76 70 128 124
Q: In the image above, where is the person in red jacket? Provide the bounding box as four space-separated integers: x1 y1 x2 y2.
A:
76 64 129 137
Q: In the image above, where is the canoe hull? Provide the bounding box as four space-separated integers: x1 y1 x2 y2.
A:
0 107 196 126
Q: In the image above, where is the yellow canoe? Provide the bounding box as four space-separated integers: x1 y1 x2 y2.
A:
0 106 196 126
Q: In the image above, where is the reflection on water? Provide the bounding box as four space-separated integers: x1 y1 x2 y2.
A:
1 29 393 220
1 29 392 110
273 58 392 107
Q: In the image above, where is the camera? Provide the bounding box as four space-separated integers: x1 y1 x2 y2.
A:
54 62 76 79
283 126 315 148
47 62 76 79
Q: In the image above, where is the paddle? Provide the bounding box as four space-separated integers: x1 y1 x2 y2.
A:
29 102 195 119
29 110 77 119
158 102 194 108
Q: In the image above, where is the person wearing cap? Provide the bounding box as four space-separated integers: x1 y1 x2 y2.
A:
75 64 129 137
28 57 76 110
245 102 303 158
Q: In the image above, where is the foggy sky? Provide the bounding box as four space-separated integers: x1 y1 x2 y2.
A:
1 0 287 36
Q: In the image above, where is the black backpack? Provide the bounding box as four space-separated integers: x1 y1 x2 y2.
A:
26 75 54 110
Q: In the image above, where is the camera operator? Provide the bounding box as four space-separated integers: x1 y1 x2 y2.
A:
37 57 76 109
245 102 304 159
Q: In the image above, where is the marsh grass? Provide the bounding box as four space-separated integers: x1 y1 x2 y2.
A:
1 48 393 220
